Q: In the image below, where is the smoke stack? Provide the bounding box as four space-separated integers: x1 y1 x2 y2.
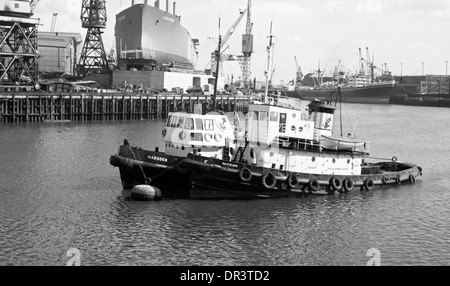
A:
132 0 135 5
154 0 159 9
166 0 169 13
173 2 176 15
145 0 148 5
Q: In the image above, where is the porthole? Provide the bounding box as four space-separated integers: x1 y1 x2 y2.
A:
332 159 336 163
312 157 316 162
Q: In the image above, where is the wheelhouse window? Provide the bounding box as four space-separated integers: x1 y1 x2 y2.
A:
184 118 194 130
171 116 178 127
195 118 203 130
204 119 214 131
166 115 172 127
259 111 268 121
177 117 185 128
270 112 279 122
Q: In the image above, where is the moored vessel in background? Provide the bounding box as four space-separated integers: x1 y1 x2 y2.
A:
287 48 395 104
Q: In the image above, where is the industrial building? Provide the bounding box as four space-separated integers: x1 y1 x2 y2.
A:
38 32 82 75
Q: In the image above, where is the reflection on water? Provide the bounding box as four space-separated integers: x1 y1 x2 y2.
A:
1 104 450 266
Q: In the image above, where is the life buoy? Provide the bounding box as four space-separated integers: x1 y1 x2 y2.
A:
396 176 402 185
179 131 186 140
392 157 398 162
308 178 320 192
286 173 299 189
161 129 167 138
382 176 389 185
204 133 213 142
214 133 223 142
343 178 354 192
262 172 277 190
329 176 343 191
364 179 374 191
238 167 253 182
409 175 416 184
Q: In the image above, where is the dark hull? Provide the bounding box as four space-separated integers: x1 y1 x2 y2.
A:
287 83 394 104
185 155 422 200
390 94 450 108
115 4 197 65
110 144 190 198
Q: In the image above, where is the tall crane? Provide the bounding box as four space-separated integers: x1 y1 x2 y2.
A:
50 13 58 32
240 0 253 90
294 56 303 86
210 0 252 90
77 0 109 77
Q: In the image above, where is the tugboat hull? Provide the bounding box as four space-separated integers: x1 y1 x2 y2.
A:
185 155 423 200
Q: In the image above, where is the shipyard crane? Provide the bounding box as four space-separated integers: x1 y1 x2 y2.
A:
240 0 253 90
50 13 58 32
77 0 109 77
361 47 391 82
294 56 303 86
333 59 341 81
210 0 253 89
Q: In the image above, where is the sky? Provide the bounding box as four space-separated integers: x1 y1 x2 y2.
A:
34 0 450 84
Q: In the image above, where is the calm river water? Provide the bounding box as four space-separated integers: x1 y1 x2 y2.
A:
1 102 449 266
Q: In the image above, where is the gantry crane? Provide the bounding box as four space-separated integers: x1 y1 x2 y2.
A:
77 0 109 77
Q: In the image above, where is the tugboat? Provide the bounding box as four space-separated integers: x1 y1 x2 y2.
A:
110 22 422 200
181 24 422 200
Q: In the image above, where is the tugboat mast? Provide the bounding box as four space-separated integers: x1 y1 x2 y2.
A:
212 19 222 112
264 22 274 104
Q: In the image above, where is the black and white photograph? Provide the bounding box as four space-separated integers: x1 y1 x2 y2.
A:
1 0 449 272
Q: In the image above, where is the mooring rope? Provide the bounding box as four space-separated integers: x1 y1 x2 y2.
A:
127 146 151 184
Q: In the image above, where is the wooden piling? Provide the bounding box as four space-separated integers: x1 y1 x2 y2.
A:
0 92 249 124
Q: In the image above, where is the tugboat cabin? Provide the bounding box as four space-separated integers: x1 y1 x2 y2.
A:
236 100 370 176
162 112 235 158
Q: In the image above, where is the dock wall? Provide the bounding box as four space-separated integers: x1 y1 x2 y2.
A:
0 92 248 123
